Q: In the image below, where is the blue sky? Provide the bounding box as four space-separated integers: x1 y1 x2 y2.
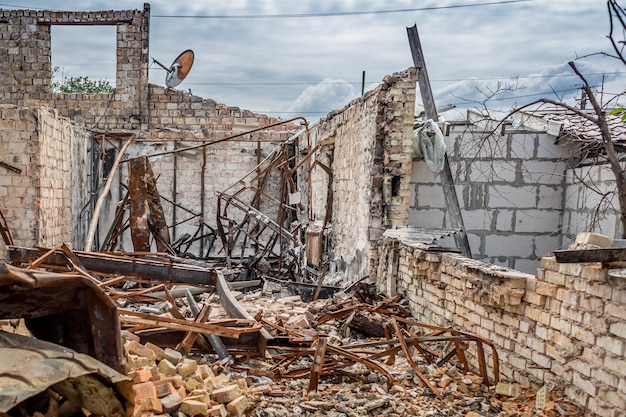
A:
3 0 625 121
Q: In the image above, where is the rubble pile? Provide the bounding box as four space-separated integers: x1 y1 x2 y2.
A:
116 285 584 417
0 253 585 417
123 336 250 417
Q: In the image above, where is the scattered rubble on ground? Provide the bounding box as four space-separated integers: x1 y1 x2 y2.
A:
0 249 584 417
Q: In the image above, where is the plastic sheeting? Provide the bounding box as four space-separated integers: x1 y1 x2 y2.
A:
412 119 446 173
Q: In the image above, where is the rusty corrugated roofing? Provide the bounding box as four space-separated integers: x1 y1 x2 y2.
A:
0 331 129 413
536 108 626 147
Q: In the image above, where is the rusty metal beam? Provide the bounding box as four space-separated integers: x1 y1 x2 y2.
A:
7 246 214 286
0 263 126 373
215 270 273 356
392 317 443 399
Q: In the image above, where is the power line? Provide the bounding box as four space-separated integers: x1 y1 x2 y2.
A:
146 71 626 87
248 86 613 114
152 0 533 19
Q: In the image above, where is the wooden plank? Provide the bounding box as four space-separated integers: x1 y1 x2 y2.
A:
307 337 328 392
407 24 471 258
118 310 260 338
553 248 626 263
177 302 212 355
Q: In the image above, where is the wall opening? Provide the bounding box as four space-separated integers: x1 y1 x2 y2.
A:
51 26 116 91
391 175 401 197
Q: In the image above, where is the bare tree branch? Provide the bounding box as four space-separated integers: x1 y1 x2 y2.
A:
608 0 626 66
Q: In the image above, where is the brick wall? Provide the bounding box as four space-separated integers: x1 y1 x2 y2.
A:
0 6 298 255
0 103 90 258
304 71 415 282
0 6 149 130
373 235 626 417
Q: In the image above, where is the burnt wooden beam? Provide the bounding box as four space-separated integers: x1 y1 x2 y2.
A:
553 248 626 263
7 246 213 286
129 156 152 252
129 156 171 253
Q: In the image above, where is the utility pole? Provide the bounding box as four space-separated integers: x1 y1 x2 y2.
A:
407 24 472 258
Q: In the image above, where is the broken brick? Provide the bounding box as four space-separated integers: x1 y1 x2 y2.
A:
144 341 165 361
158 358 177 377
226 395 249 417
126 340 157 362
207 404 228 417
163 347 183 365
160 391 183 413
176 358 198 376
132 381 157 404
180 399 208 416
154 380 176 398
212 385 241 404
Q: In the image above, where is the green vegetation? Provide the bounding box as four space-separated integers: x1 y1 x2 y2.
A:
51 66 114 94
611 107 626 123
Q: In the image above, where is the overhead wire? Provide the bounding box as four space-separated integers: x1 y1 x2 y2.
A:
0 0 532 15
151 0 533 19
147 71 626 87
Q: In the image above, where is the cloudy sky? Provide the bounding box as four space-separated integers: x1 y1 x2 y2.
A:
3 0 625 121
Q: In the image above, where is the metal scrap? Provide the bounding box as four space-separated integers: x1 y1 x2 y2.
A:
0 331 130 415
0 261 126 373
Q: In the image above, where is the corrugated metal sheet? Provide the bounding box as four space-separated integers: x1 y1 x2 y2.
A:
0 331 129 414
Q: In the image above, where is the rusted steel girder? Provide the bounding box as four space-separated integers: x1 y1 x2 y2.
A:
215 270 273 356
7 246 214 286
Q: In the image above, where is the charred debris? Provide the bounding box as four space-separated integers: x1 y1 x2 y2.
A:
83 119 335 297
0 120 585 417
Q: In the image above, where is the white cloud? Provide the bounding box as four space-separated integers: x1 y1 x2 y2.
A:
7 0 625 121
432 60 625 118
287 78 358 116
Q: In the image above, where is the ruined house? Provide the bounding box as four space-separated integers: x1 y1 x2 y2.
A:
1 4 626 417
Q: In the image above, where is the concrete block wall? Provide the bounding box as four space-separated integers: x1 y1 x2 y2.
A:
409 113 570 273
372 236 626 417
0 103 90 258
563 163 622 241
305 71 415 282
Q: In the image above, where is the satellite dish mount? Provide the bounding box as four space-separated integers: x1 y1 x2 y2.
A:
152 49 195 89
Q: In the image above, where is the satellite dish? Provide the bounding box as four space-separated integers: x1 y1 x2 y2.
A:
152 49 195 89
